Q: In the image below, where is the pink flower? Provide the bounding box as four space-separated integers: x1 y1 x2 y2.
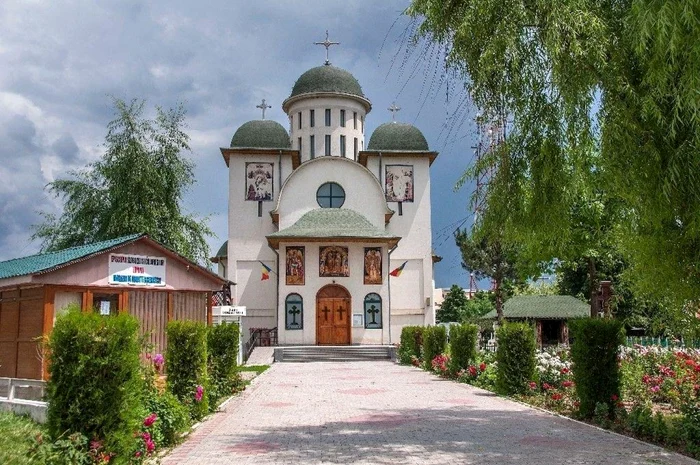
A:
650 385 660 393
145 439 155 453
542 383 552 390
528 381 537 390
141 432 151 442
468 366 478 376
560 368 570 374
611 394 618 402
479 363 487 372
143 413 157 428
551 393 563 401
561 380 574 388
153 353 164 369
134 451 142 458
195 385 204 402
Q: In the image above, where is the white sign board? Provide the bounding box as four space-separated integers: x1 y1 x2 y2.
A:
108 253 166 287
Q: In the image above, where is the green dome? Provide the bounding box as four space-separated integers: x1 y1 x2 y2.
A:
290 65 364 98
214 241 227 258
230 120 291 149
367 122 429 151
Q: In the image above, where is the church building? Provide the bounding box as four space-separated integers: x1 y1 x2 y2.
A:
213 44 439 345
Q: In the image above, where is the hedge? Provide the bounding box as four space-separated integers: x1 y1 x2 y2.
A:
570 318 624 418
46 307 143 460
449 323 478 374
398 326 424 364
422 326 447 369
166 320 209 419
207 322 241 406
495 322 536 395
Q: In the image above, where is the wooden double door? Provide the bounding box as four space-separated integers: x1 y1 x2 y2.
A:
316 285 351 345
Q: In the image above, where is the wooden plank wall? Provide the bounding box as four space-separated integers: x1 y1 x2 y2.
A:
0 287 44 379
173 292 207 323
128 291 168 356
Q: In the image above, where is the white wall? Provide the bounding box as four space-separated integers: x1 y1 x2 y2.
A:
274 156 390 230
286 97 367 162
276 242 390 345
54 291 81 322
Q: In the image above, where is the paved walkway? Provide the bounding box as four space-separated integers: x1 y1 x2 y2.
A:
163 362 697 465
245 347 274 366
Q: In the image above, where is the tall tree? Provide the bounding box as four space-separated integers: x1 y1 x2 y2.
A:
408 0 700 305
455 228 522 322
437 284 469 323
33 99 212 263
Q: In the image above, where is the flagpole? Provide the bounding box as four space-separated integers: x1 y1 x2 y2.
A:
387 245 397 345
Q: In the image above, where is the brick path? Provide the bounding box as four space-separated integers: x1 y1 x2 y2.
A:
162 361 698 464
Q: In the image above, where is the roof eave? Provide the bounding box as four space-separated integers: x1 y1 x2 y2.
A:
266 235 400 250
358 150 439 166
220 148 301 169
282 92 372 113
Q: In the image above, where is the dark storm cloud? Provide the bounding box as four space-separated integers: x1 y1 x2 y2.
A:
51 134 80 163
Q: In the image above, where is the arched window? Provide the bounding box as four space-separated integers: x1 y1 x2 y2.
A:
285 293 303 330
364 293 382 329
316 182 345 208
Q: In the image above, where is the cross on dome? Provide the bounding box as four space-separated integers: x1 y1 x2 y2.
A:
314 30 340 66
388 102 401 122
256 99 271 119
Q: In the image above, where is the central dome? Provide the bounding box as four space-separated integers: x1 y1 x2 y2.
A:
289 65 364 98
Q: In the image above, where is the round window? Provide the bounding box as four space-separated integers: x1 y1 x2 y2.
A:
316 182 345 208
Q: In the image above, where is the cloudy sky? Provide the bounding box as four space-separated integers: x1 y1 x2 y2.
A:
0 0 481 289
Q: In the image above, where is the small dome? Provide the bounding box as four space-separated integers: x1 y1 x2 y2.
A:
214 241 227 258
367 122 429 151
230 120 291 149
289 65 364 98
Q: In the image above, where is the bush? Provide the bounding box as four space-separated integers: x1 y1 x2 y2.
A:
448 323 478 374
166 320 209 420
398 326 424 364
208 322 242 408
46 308 143 460
495 322 536 395
144 391 189 447
422 326 447 370
569 318 624 419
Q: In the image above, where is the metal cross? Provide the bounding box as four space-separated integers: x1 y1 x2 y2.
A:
256 99 271 120
314 30 340 65
388 102 401 121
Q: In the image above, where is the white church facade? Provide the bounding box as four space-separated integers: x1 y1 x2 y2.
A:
213 56 439 345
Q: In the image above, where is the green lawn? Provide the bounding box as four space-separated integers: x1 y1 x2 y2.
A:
237 365 270 375
0 411 43 465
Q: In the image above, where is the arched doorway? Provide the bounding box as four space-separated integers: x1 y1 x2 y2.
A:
316 285 351 345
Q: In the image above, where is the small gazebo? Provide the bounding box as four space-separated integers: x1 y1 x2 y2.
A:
482 295 589 346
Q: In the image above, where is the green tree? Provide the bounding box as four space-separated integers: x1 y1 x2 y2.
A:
437 284 469 323
33 99 211 263
455 228 522 322
408 0 700 305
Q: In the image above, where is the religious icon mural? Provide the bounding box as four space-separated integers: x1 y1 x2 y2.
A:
319 246 349 277
285 246 305 285
245 162 273 201
363 247 382 285
385 165 414 202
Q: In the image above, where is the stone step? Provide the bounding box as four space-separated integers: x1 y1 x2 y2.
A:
274 345 395 363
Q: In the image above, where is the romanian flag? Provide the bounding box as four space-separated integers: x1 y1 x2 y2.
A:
260 261 272 281
390 261 408 277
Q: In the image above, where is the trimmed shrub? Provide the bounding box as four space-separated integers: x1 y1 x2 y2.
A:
398 326 424 364
166 320 209 419
569 318 624 418
448 323 479 374
207 322 242 408
422 326 447 369
144 390 189 447
46 308 143 460
495 322 536 395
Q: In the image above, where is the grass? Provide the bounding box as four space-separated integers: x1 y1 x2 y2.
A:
237 365 270 375
0 411 43 465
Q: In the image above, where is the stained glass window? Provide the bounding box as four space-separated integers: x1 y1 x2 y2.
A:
364 293 382 329
285 293 303 330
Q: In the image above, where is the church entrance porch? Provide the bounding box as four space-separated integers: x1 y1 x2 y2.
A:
316 285 350 345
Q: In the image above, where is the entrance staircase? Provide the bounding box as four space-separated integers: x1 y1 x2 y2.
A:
274 345 395 363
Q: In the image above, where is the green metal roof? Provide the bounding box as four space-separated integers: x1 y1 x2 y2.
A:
367 122 429 152
267 209 397 245
0 234 143 280
230 120 291 149
289 65 364 98
214 241 227 258
482 295 590 320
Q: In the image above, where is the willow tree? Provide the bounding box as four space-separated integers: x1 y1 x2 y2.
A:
408 0 700 304
33 99 212 263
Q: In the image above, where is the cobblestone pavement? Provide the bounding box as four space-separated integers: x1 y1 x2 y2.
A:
162 361 698 465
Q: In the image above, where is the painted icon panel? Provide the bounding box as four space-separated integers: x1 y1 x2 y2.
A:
245 162 273 201
319 246 349 277
363 247 382 285
385 164 414 202
285 246 305 285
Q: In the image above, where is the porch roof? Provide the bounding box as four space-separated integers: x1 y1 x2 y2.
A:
266 208 400 249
